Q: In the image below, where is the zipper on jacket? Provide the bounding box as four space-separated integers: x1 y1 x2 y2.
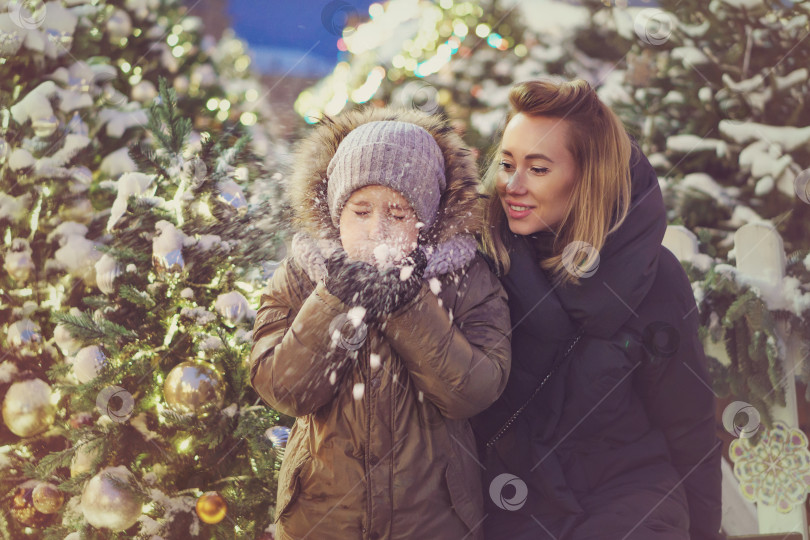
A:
362 344 372 539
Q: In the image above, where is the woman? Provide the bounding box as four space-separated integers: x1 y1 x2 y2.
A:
471 79 723 539
249 107 511 539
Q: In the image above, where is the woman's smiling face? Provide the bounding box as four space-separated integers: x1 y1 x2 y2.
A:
496 113 578 235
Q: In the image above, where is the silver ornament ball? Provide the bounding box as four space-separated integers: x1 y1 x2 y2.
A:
73 345 107 384
80 466 142 531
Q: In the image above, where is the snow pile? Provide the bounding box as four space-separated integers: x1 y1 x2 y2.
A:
107 172 157 231
667 135 729 158
718 120 810 152
48 221 101 285
715 264 810 317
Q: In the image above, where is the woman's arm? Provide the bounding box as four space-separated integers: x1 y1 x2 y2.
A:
249 259 354 417
380 256 512 420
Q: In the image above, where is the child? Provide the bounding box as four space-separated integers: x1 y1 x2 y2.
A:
249 107 511 540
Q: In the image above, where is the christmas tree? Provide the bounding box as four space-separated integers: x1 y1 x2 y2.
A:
294 0 623 151
1 0 288 537
593 0 810 424
293 0 538 152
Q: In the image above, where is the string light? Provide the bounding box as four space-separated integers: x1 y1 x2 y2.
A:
178 437 193 452
240 112 257 126
163 313 180 347
234 55 250 72
351 66 385 103
295 0 517 121
369 2 384 18
475 23 490 38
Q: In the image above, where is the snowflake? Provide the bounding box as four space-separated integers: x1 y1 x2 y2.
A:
729 421 810 513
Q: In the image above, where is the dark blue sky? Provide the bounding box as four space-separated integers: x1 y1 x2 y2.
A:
228 0 379 74
225 0 664 76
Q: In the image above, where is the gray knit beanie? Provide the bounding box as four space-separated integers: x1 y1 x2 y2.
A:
326 120 446 230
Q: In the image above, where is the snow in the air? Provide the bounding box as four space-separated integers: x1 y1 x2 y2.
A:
346 306 366 328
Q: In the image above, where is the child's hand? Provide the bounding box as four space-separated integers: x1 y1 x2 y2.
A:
323 247 427 322
376 247 427 314
323 248 378 304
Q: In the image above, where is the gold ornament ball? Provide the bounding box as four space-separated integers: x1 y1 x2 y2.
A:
2 378 55 437
163 361 225 416
196 491 227 524
11 480 55 527
80 466 142 531
32 482 64 514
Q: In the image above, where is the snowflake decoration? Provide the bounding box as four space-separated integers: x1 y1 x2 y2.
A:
729 421 810 513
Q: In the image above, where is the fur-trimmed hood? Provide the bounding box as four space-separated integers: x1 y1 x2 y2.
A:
286 106 484 281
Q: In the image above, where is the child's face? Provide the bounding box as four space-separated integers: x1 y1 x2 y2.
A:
339 185 420 266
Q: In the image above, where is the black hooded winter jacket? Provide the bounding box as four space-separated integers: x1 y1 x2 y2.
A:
471 141 723 540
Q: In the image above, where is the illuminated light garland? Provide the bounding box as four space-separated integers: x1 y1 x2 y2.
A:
351 66 386 103
294 0 516 120
415 42 454 77
240 112 257 126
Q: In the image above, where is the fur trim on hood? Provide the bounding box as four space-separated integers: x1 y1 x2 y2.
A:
286 106 484 281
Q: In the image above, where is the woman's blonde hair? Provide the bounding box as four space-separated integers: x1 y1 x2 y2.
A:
480 78 632 286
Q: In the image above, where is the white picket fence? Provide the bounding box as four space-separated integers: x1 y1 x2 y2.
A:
663 222 809 539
